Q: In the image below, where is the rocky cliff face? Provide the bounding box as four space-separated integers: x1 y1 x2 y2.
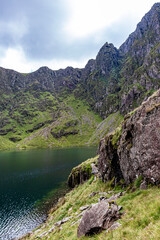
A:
0 65 82 94
120 3 160 56
118 3 160 115
98 89 160 185
76 3 160 118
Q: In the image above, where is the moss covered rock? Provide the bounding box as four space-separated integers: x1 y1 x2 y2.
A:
67 156 98 188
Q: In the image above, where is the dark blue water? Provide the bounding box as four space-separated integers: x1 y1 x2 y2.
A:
0 147 96 240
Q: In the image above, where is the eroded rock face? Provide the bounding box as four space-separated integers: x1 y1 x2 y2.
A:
77 201 121 238
98 89 160 185
119 90 160 184
98 134 123 183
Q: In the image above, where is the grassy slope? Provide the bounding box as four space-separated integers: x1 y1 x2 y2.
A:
16 95 102 149
0 92 124 150
0 93 103 150
22 157 160 240
0 89 125 150
88 112 124 145
0 136 15 150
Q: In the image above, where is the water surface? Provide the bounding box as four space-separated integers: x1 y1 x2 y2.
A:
0 146 97 240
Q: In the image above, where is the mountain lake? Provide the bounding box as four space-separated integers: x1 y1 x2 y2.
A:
0 146 97 240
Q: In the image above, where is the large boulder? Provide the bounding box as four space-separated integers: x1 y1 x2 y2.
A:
98 89 160 185
77 201 121 238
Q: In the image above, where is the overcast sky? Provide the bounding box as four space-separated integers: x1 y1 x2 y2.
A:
0 0 157 72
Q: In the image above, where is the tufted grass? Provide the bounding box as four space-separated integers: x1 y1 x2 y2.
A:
22 173 160 240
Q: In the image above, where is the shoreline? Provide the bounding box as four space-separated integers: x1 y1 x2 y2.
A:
17 183 71 240
0 144 98 153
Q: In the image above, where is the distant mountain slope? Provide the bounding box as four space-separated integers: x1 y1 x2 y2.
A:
0 93 102 149
0 3 160 149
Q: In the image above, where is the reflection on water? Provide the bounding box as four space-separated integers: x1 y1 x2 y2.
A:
0 146 97 240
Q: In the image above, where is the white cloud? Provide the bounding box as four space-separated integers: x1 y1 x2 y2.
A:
65 0 116 38
65 0 157 39
0 47 31 72
0 47 87 72
0 0 157 72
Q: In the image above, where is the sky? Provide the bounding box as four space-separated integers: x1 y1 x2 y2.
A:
0 0 157 73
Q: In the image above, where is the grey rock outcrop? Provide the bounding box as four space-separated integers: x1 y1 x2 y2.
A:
98 133 123 184
95 42 121 77
118 3 160 114
77 201 121 237
120 3 160 56
98 89 160 185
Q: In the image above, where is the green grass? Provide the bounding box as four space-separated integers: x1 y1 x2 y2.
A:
88 112 123 145
111 126 122 148
22 168 160 240
0 93 103 150
15 95 102 149
0 136 15 150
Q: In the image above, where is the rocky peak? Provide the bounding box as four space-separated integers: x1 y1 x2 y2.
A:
95 43 120 76
0 67 26 93
84 59 96 75
56 66 82 79
36 66 53 73
25 66 56 91
24 65 82 92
